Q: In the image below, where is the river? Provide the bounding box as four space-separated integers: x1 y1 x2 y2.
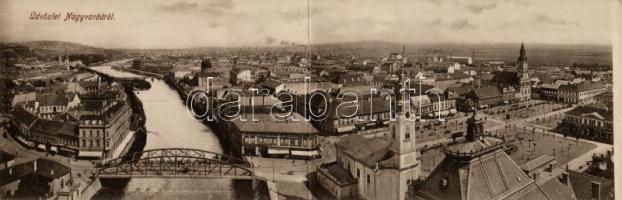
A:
89 65 248 200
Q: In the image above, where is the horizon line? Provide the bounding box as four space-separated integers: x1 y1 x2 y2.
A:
5 39 613 51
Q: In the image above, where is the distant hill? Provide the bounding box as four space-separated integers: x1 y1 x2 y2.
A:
19 40 110 56
0 41 124 65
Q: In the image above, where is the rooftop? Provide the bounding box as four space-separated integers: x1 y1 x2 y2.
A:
0 158 71 186
231 113 319 135
317 162 357 186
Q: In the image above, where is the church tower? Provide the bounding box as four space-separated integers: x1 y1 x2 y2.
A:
387 76 419 200
516 42 531 101
201 57 212 73
388 111 419 200
517 42 527 70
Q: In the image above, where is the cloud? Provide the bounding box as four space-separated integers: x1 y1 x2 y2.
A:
158 0 234 16
265 36 276 44
465 2 497 14
279 8 321 21
450 20 476 29
533 14 579 25
427 18 443 26
505 0 530 7
426 0 443 6
209 22 220 28
158 1 199 13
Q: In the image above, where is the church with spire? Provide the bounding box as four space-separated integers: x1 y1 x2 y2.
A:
491 42 532 102
315 76 419 200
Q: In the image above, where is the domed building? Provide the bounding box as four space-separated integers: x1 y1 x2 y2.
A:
411 112 577 200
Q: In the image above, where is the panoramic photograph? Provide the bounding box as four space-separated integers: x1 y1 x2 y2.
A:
0 0 618 199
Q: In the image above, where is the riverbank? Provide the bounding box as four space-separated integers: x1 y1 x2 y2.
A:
162 75 243 159
88 65 270 199
82 66 150 162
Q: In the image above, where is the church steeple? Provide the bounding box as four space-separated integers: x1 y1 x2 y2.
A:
517 42 528 71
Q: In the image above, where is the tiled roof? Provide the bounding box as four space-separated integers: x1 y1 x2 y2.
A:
335 134 392 168
447 85 473 95
519 155 555 172
416 136 578 200
36 93 69 107
472 87 501 99
568 170 614 200
415 149 533 200
443 137 504 155
31 119 77 137
327 97 391 119
535 176 577 200
13 106 39 127
232 113 319 135
559 82 605 92
566 106 613 121
493 71 521 85
318 162 357 185
0 158 71 186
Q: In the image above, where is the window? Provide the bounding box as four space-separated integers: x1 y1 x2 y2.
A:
357 169 360 178
392 127 396 139
367 174 370 184
440 178 449 191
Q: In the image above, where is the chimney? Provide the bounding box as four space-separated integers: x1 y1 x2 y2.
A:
547 164 553 172
560 172 569 186
591 181 601 200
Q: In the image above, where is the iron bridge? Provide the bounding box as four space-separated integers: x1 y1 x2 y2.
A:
97 148 253 179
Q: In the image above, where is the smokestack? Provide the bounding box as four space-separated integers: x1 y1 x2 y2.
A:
592 181 601 200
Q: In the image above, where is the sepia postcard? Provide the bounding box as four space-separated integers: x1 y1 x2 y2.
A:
0 0 620 199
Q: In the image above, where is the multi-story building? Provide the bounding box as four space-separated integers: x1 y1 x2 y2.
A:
558 82 607 105
29 119 78 154
465 86 502 109
559 105 613 144
429 95 456 117
229 112 320 158
77 101 132 158
410 95 433 119
499 85 518 104
410 93 456 119
27 93 80 119
12 84 132 159
313 97 392 135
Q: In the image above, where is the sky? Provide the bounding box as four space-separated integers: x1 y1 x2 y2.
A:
0 0 615 49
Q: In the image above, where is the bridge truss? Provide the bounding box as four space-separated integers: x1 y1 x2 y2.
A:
97 148 253 179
